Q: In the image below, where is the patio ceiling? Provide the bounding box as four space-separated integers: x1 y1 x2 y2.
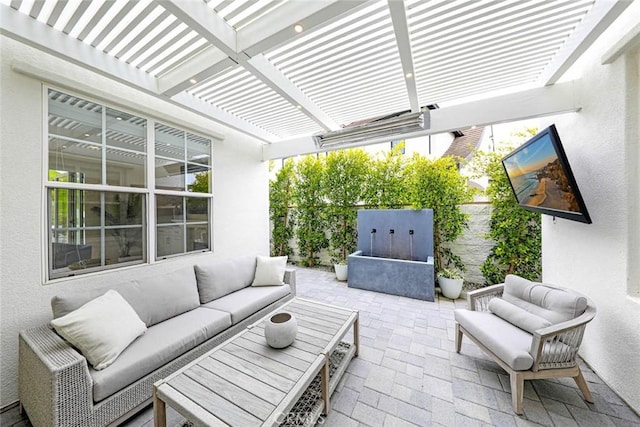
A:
0 0 632 151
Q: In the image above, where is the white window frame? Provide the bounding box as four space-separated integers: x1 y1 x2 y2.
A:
42 85 214 283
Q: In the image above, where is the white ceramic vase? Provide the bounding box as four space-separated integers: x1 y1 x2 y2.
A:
334 263 348 281
438 277 464 299
264 312 297 348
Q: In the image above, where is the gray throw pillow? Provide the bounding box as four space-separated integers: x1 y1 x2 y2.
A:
194 256 257 303
488 297 552 334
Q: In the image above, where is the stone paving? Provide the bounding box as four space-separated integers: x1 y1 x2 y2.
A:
3 266 639 427
293 267 640 427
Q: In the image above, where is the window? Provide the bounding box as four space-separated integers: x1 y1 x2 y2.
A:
46 89 213 279
154 124 211 258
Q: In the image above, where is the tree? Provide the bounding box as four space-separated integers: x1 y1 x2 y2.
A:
364 143 407 208
293 155 328 267
269 160 295 257
323 149 370 263
188 171 210 193
404 155 474 272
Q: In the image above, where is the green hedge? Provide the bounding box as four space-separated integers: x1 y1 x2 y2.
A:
270 146 474 272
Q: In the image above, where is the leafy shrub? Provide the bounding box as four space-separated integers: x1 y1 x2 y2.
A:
323 149 370 264
269 160 295 257
404 155 474 272
364 143 407 208
293 155 328 267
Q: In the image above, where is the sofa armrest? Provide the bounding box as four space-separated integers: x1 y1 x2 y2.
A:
284 268 296 295
467 284 504 312
19 325 93 427
530 304 596 371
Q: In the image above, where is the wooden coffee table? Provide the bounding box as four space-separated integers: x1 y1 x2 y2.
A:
153 298 359 426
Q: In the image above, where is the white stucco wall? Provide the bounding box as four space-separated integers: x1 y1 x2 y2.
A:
0 36 270 407
539 3 640 413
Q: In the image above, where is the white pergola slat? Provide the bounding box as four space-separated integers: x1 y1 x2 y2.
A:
1 0 633 154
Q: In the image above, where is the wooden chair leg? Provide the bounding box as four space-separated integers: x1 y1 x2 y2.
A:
455 323 462 353
573 368 594 403
510 372 524 415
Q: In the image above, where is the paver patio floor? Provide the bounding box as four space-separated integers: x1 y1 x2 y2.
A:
3 266 638 427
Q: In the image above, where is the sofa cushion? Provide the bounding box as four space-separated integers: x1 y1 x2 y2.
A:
202 285 291 324
502 275 588 324
488 298 552 334
90 307 232 402
455 309 534 371
51 290 147 370
194 256 257 303
51 266 200 327
251 256 287 287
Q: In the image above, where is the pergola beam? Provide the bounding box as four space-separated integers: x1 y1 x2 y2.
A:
239 0 369 57
245 54 339 130
0 4 158 92
262 80 583 160
156 0 367 98
388 0 419 112
158 0 340 131
537 0 632 85
0 4 275 142
601 21 640 64
158 47 235 97
157 0 237 57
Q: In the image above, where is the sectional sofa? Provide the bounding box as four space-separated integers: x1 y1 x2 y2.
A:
19 255 295 427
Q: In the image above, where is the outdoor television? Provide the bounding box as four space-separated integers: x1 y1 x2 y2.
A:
501 124 592 224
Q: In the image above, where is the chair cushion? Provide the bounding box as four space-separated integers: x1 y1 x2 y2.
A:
194 256 257 303
502 275 588 324
455 309 534 371
202 285 291 324
51 266 201 327
488 298 552 334
90 307 231 402
50 290 147 370
251 256 287 286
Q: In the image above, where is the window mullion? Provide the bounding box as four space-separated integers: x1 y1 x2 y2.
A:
182 134 188 254
100 192 105 267
183 196 187 254
148 120 156 263
102 107 107 185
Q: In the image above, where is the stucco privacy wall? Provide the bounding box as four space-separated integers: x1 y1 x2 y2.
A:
0 36 270 408
540 2 640 413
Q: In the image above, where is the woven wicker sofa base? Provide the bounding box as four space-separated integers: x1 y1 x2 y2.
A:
19 294 294 427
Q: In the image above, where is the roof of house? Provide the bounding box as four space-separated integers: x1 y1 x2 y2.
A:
442 126 485 161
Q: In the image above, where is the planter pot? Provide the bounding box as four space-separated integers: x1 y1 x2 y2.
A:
264 312 297 348
334 263 348 281
438 277 464 299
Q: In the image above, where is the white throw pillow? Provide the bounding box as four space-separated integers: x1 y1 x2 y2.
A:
251 256 288 286
50 290 147 370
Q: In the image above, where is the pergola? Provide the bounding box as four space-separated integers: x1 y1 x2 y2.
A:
1 0 631 158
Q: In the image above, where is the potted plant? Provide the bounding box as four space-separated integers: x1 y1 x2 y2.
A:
437 267 464 299
333 258 349 281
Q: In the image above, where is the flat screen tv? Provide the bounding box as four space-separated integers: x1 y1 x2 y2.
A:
501 124 592 224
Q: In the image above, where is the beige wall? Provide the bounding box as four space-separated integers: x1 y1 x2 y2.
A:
0 36 270 407
539 2 640 412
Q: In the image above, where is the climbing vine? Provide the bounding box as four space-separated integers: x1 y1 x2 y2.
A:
470 129 542 284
